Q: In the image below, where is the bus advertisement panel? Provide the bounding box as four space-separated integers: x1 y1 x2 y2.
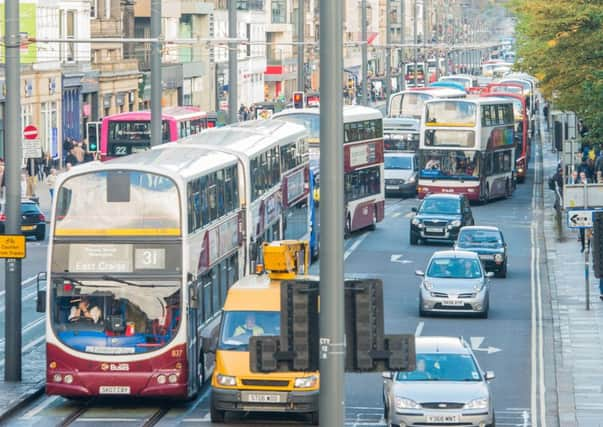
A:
418 98 516 203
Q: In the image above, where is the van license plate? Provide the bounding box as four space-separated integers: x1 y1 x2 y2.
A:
99 386 131 394
245 393 281 403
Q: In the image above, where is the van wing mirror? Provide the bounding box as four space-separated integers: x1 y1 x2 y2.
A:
36 271 47 313
202 336 216 354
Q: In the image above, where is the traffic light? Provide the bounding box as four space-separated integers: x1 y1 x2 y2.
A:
592 211 603 278
292 91 305 109
86 122 100 153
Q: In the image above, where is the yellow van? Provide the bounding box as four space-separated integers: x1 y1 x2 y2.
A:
208 241 319 424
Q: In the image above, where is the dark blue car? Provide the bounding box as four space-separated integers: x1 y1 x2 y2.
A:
454 226 507 278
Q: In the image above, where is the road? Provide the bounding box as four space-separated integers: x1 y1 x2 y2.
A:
2 156 541 426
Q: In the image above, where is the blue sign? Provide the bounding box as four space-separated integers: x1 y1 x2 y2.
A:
52 128 58 159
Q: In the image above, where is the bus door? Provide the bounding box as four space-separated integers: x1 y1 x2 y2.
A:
188 277 200 394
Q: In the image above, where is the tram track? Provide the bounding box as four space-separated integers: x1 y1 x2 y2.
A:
56 403 90 427
54 401 170 427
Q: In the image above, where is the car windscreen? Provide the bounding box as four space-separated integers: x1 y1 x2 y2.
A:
458 230 503 248
419 198 460 215
385 155 412 170
396 353 482 382
427 257 482 279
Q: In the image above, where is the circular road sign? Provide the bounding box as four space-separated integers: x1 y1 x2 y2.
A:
23 124 38 140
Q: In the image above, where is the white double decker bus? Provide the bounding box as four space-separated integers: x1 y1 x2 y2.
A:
418 97 516 203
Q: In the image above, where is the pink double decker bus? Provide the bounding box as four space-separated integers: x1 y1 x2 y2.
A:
100 106 216 160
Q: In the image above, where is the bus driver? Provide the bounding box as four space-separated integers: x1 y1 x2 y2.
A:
69 297 102 323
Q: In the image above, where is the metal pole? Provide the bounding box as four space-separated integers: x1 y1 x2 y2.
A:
361 0 368 106
586 233 591 311
297 0 305 92
413 0 418 87
385 0 392 101
4 0 22 381
400 0 405 91
228 0 238 124
319 0 345 425
150 0 161 147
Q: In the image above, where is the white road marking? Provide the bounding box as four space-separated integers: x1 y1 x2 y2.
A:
0 275 37 297
469 336 501 354
21 395 59 419
76 418 139 422
414 321 424 337
344 233 369 261
391 212 401 218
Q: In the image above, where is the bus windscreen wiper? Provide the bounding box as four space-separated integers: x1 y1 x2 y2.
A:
101 275 171 288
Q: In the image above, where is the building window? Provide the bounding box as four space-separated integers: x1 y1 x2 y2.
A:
41 101 58 156
60 10 75 62
271 0 286 24
105 0 111 19
90 0 98 18
21 104 33 127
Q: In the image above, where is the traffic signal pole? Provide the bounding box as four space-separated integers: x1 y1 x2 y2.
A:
361 0 368 106
297 0 304 92
228 0 238 124
319 0 345 425
4 0 23 381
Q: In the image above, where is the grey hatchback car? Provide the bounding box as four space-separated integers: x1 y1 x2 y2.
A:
417 250 493 318
382 336 496 427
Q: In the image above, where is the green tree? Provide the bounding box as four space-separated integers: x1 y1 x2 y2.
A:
510 0 603 141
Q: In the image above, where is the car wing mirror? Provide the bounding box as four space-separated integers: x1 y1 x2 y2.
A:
485 370 496 381
382 371 393 380
415 270 425 277
411 207 418 213
485 271 495 279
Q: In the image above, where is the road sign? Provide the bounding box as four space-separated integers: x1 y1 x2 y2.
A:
23 124 38 140
0 235 26 259
23 139 42 159
563 184 603 209
568 209 595 229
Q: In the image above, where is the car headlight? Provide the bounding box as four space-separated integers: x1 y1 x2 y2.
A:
465 397 489 410
423 280 433 291
407 176 416 183
450 220 462 227
411 218 421 226
494 253 504 262
473 281 485 292
294 375 318 388
216 374 237 386
395 397 422 410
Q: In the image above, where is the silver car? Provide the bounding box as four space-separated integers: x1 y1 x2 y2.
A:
417 250 493 318
382 336 496 427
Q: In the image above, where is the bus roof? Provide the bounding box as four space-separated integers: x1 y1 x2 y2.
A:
383 117 420 131
273 105 383 122
54 144 239 188
424 96 513 107
223 275 281 311
390 88 466 98
181 120 308 158
101 106 207 122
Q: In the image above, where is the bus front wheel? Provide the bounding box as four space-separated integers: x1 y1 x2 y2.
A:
345 216 352 238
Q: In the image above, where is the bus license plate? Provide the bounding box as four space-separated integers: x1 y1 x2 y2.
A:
99 386 131 394
244 392 281 403
426 414 460 423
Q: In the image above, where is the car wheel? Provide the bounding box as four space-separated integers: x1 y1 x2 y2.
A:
210 405 225 423
410 231 419 245
35 228 45 241
488 412 496 427
496 263 507 278
478 300 490 319
309 411 319 425
419 297 427 317
345 216 352 238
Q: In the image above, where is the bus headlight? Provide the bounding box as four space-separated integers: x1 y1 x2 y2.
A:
53 374 63 383
64 374 74 384
216 374 237 386
157 375 167 384
295 375 318 388
168 374 178 384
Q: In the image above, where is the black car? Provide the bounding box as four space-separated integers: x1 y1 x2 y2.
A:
454 226 508 278
0 200 46 241
410 194 474 245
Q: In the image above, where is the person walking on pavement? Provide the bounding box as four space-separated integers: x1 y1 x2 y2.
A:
46 168 58 201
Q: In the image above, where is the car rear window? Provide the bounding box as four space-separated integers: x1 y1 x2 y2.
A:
21 203 40 214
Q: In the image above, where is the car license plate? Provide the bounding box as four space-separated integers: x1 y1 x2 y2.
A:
245 392 281 403
426 227 443 233
21 225 35 231
442 300 464 306
479 254 494 260
426 414 460 423
386 185 399 190
99 386 131 394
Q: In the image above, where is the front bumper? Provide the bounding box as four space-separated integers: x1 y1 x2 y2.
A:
211 387 319 414
390 408 493 427
420 287 488 314
411 225 460 242
385 182 417 196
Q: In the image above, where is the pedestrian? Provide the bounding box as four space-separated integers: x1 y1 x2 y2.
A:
46 168 57 200
36 152 45 181
0 158 5 202
543 102 549 130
